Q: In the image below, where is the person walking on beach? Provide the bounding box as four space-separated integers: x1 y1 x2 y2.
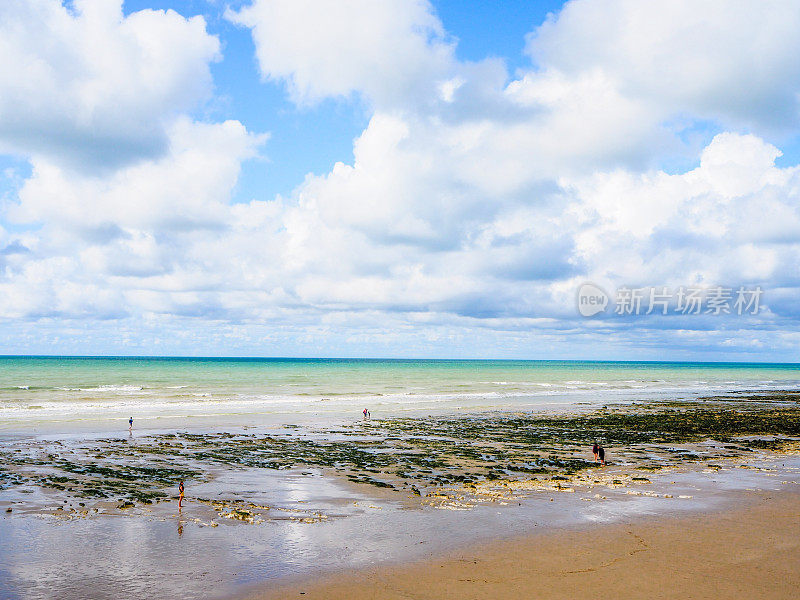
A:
598 445 606 466
363 408 368 420
178 480 185 508
129 417 133 432
592 441 599 462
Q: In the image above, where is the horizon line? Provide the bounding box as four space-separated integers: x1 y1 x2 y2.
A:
0 354 799 366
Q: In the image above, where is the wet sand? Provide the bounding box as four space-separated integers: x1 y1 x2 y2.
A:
241 489 800 600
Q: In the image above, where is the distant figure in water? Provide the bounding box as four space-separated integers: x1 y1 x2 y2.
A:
363 408 368 420
592 441 599 462
598 445 606 466
178 480 185 508
129 417 133 431
367 410 371 419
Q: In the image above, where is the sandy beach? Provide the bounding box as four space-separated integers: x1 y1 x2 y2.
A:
241 490 800 600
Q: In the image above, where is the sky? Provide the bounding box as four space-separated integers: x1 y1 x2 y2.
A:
1 0 800 361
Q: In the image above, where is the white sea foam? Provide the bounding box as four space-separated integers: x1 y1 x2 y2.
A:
95 385 144 392
55 385 144 392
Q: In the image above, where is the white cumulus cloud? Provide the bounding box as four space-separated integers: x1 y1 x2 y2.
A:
227 0 455 106
528 0 800 132
0 0 221 171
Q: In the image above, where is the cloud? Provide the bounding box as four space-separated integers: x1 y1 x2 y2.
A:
7 121 797 338
0 0 220 172
0 118 265 319
527 0 800 133
10 118 265 232
565 132 800 292
226 0 455 107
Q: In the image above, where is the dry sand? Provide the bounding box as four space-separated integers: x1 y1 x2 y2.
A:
239 490 800 600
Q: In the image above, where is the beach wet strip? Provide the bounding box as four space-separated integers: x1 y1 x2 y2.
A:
1 392 799 522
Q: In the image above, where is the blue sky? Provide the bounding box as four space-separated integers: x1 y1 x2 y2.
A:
1 0 800 360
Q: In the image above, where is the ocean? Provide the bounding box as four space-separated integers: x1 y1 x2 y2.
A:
2 356 799 433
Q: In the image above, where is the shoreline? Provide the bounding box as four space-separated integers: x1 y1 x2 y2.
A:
236 488 800 600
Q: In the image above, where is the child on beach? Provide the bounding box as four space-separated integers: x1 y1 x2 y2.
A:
129 417 133 431
178 480 184 508
592 441 599 462
598 445 606 466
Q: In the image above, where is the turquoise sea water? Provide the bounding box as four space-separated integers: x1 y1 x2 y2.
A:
1 357 799 432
